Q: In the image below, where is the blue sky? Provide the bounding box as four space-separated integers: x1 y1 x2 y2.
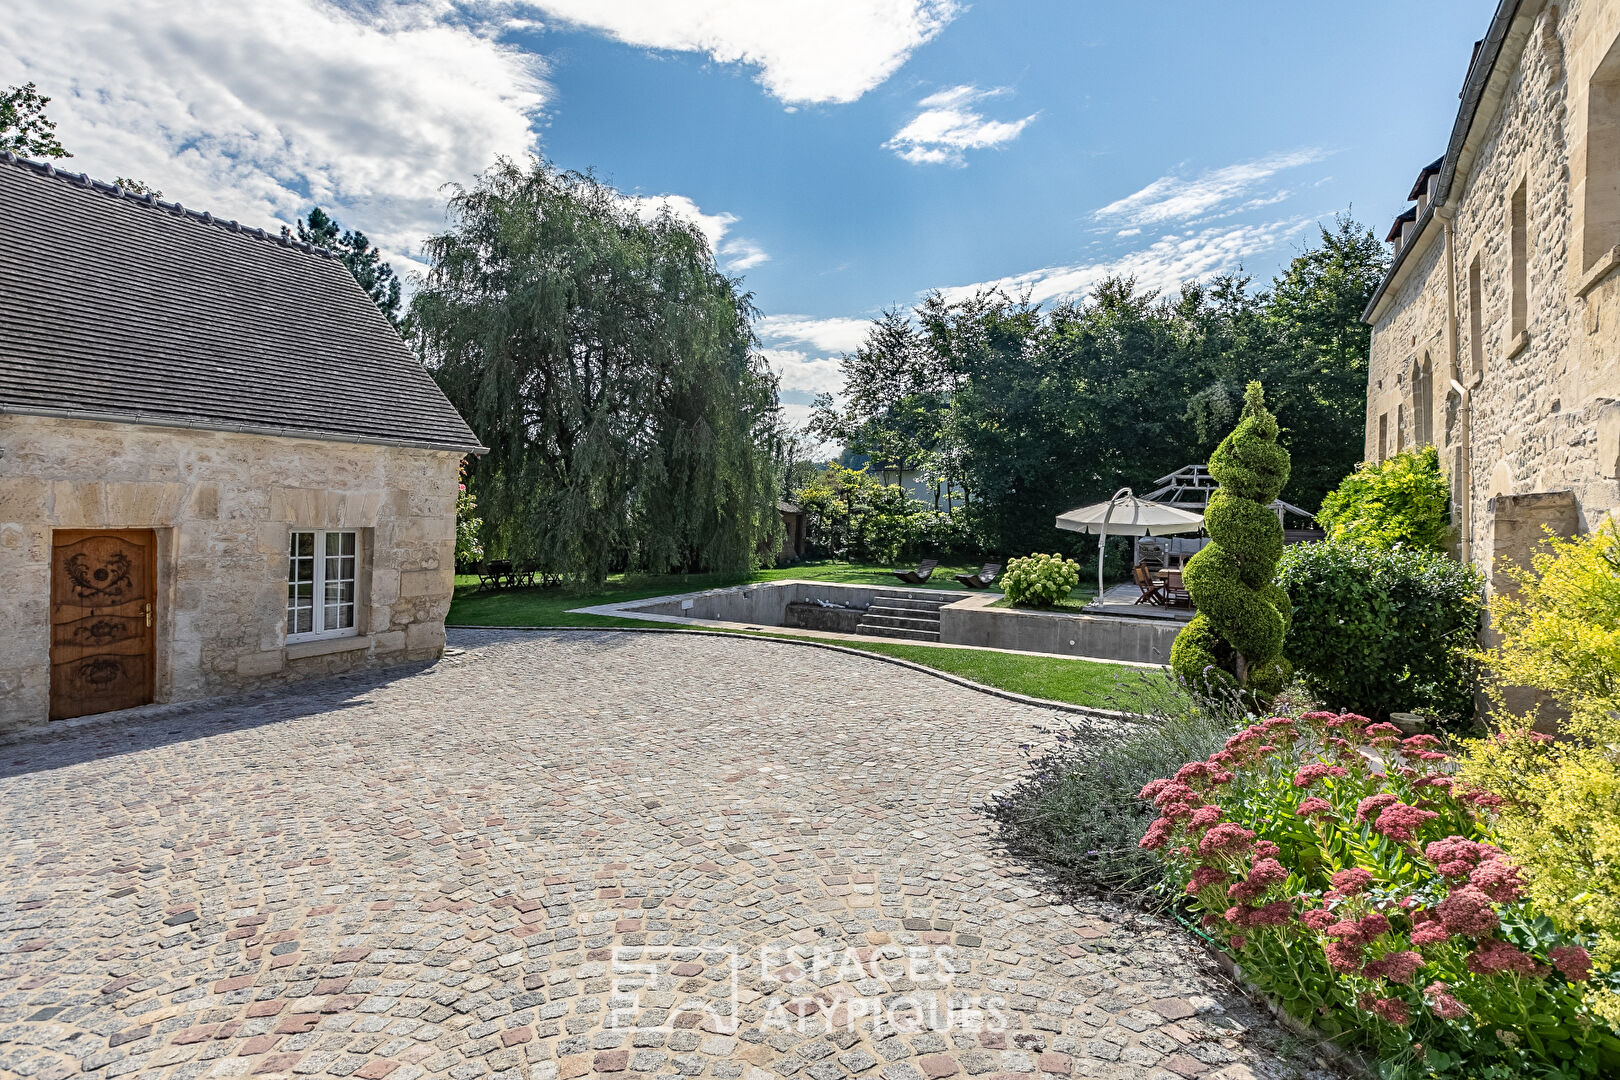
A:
4 0 1491 427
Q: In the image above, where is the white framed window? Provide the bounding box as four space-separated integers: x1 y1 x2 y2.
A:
287 530 358 641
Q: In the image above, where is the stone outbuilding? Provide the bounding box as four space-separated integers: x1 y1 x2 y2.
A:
1364 0 1620 587
0 153 485 730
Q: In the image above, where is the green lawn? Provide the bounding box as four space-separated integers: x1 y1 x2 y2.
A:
445 560 995 627
445 559 1150 709
988 594 1095 613
739 632 1160 707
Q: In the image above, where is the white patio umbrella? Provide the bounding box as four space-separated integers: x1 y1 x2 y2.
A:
1056 487 1206 597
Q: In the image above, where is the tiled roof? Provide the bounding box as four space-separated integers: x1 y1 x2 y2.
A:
0 153 484 453
1385 206 1418 243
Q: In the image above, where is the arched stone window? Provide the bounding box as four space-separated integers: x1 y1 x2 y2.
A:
1584 34 1620 271
1413 354 1435 446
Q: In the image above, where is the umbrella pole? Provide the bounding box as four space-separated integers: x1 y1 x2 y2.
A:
1099 487 1130 600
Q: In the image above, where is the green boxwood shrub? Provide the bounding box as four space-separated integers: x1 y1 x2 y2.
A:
1318 446 1452 551
1171 381 1293 699
1277 539 1482 722
1001 552 1080 607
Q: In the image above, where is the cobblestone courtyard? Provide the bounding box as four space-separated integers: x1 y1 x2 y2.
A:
1 631 1325 1080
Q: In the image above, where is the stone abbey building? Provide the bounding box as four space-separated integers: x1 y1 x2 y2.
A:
1365 0 1620 582
0 153 484 730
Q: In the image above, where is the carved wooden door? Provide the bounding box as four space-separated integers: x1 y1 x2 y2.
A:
49 529 156 720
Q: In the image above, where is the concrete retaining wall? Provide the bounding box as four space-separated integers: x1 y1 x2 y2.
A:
627 582 957 624
938 594 1182 665
783 602 865 634
620 581 1182 665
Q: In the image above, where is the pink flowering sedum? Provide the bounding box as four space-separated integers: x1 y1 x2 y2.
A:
1467 857 1524 904
1329 868 1373 895
1549 946 1591 981
1187 804 1223 830
1363 950 1424 985
1424 836 1499 878
1300 908 1334 931
1132 704 1602 1066
1296 796 1334 818
1356 793 1399 822
1424 982 1469 1020
1372 801 1439 843
1436 886 1500 937
1466 940 1546 977
1186 864 1227 895
1409 921 1451 947
1198 822 1256 858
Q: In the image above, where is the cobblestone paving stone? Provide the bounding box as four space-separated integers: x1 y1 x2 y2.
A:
0 630 1333 1080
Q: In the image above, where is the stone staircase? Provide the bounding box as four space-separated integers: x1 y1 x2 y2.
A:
855 594 948 642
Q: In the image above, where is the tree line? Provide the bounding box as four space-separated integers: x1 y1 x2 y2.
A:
809 218 1389 559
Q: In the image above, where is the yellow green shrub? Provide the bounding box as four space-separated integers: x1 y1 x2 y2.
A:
1480 520 1620 740
1459 519 1620 1025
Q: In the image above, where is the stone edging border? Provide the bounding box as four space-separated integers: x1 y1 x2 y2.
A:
1202 945 1377 1080
449 624 1141 725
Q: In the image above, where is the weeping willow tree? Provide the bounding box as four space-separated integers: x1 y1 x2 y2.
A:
411 158 783 585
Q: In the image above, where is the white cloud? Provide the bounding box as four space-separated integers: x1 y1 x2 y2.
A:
518 0 960 105
624 194 736 251
625 194 767 272
755 313 873 353
759 348 844 395
938 219 1313 306
1094 149 1328 226
719 236 770 271
0 0 548 273
885 85 1036 166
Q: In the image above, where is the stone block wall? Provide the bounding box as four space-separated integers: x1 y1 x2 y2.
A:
0 414 462 731
1367 0 1620 587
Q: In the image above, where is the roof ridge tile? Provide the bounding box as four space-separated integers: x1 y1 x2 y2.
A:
0 149 337 260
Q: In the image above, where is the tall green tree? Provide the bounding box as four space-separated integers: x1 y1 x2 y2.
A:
1245 215 1389 508
410 157 782 585
807 307 953 481
1 83 70 159
297 207 404 327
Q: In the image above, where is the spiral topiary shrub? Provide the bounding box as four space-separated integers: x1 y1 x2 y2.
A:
1171 381 1292 700
1001 552 1080 607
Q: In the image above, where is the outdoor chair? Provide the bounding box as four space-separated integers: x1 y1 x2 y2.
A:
485 559 515 590
1132 564 1165 605
954 562 1002 589
893 559 939 584
475 561 506 592
1160 568 1192 607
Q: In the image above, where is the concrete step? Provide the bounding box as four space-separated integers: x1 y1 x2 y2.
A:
855 623 942 642
880 597 950 612
859 612 941 632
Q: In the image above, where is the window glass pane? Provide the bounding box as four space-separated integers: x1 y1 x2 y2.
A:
290 530 358 637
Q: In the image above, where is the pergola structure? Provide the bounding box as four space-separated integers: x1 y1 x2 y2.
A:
1145 464 1316 523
